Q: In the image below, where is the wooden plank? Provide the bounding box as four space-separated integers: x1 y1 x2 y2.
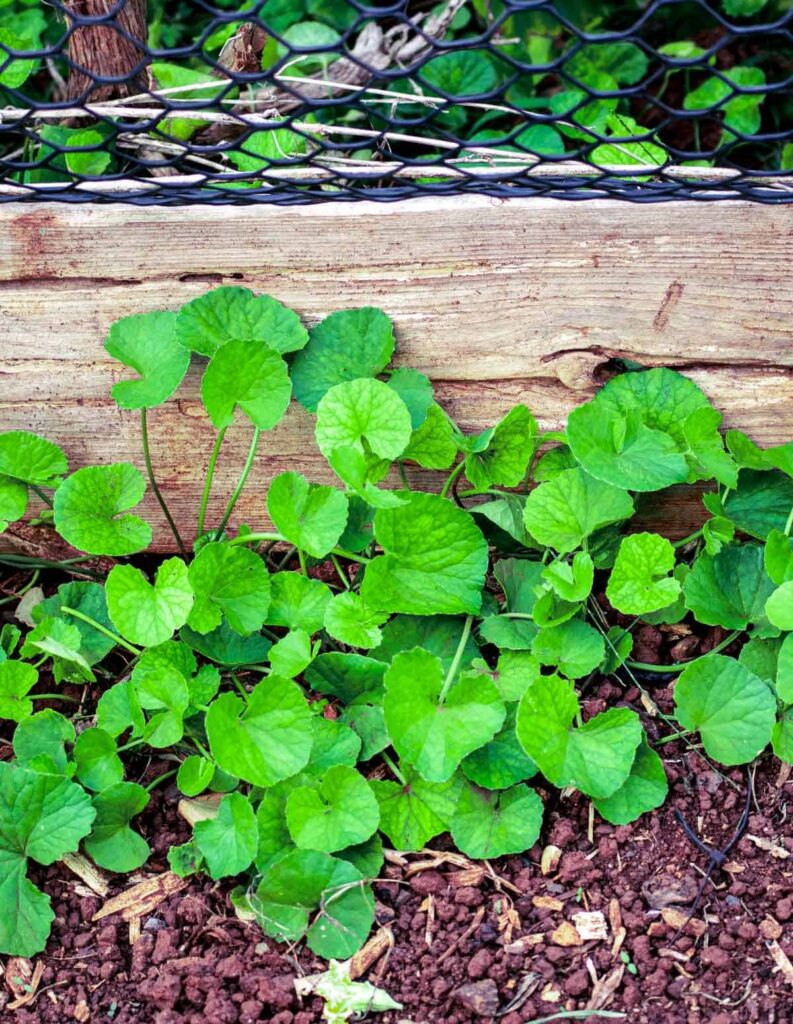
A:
1 196 791 550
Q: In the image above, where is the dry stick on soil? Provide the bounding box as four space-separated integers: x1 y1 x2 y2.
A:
6 961 45 1011
437 905 486 965
494 972 541 1017
585 965 626 1013
92 872 188 922
699 979 753 1008
61 851 110 897
767 940 793 986
347 926 394 980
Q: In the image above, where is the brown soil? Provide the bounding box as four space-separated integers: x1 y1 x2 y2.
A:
3 582 793 1023
4 695 793 1023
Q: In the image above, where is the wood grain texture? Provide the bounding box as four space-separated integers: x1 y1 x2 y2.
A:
64 0 149 101
0 195 791 550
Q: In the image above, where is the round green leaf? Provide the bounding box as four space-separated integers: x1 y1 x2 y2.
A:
593 738 668 825
370 765 462 851
315 378 412 462
62 127 112 177
0 762 95 866
451 784 543 859
516 674 642 798
254 848 375 959
523 467 634 555
568 368 710 492
73 728 123 792
491 651 542 702
723 469 793 541
461 705 537 789
269 628 313 679
362 493 489 616
0 763 95 957
305 652 386 705
266 572 332 634
83 782 150 873
180 621 272 666
54 464 151 556
0 430 68 487
132 648 190 748
772 709 793 764
267 472 349 559
324 592 388 649
337 835 384 879
0 28 37 89
13 710 75 774
0 869 53 959
606 532 680 615
542 552 595 603
774 633 793 704
201 339 292 430
601 626 634 675
291 307 395 412
739 636 780 687
766 582 793 631
0 660 37 722
20 617 93 684
177 755 215 797
684 544 775 629
383 648 506 782
371 614 479 674
308 868 375 960
194 792 258 880
176 286 308 357
286 765 379 853
568 403 688 492
765 529 793 586
478 614 536 651
674 654 776 765
168 841 203 878
0 476 26 531
206 677 312 787
105 310 189 410
107 558 193 647
465 406 537 492
96 680 145 740
256 788 293 872
187 542 270 635
326 445 406 509
531 619 605 680
341 704 388 762
403 404 458 470
387 368 433 429
33 581 116 665
304 717 361 777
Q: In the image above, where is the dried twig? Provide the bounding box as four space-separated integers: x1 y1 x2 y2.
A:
348 926 394 980
92 872 188 922
437 906 485 964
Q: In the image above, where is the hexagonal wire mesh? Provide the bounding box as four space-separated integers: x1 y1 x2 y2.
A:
0 0 790 204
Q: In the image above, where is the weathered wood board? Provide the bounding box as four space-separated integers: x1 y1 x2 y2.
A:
1 195 791 549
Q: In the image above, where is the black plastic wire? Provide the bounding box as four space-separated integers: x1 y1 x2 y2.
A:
0 0 789 204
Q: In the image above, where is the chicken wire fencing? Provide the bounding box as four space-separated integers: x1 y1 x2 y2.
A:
0 0 790 205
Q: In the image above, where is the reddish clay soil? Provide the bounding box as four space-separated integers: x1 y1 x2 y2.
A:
4 693 793 1023
2 577 793 1023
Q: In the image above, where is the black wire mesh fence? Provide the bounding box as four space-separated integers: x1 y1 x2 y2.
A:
0 0 790 204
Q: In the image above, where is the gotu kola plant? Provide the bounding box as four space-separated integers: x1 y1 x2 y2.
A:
0 284 791 958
